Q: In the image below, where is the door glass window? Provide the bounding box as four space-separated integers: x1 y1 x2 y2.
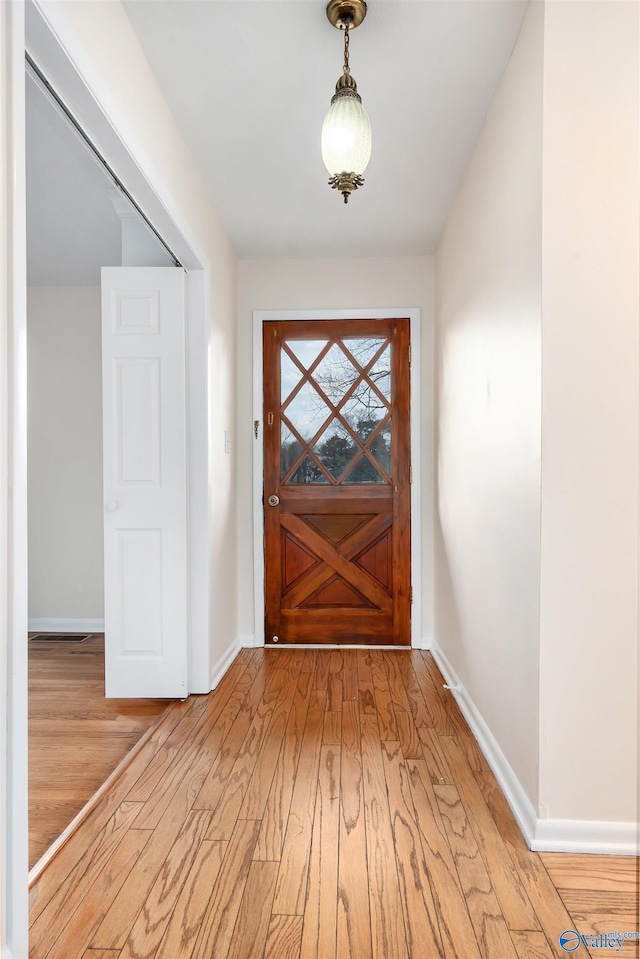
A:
281 335 392 485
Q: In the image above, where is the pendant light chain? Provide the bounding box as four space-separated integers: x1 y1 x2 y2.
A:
343 26 350 75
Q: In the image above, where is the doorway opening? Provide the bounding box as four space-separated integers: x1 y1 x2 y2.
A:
24 58 208 871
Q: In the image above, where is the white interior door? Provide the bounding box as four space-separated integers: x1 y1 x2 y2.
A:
101 267 188 698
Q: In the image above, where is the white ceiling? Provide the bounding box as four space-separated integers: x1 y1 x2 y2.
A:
122 0 529 259
26 0 529 283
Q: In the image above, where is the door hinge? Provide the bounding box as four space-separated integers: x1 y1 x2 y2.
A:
408 344 411 364
409 465 412 484
410 587 413 604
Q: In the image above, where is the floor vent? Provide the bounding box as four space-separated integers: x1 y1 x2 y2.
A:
29 634 91 643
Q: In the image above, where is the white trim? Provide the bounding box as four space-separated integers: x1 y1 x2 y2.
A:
1 1 29 955
28 617 105 633
413 635 433 650
262 644 416 651
531 819 638 856
252 308 422 648
238 634 261 648
210 636 243 691
431 639 639 856
430 639 539 845
185 270 211 694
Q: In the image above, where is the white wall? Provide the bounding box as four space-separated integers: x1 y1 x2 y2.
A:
539 0 639 826
435 0 639 841
434 2 543 808
237 256 434 644
30 0 239 679
27 285 104 623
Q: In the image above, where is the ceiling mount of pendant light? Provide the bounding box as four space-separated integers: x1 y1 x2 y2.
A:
322 0 371 204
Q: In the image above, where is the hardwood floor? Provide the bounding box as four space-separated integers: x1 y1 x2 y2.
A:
29 634 171 868
29 648 639 959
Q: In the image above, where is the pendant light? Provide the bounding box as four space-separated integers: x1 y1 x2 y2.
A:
321 0 371 204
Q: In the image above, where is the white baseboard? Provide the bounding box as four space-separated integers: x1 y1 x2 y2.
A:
431 639 638 856
430 639 538 846
210 636 243 691
238 634 262 648
532 819 638 856
412 635 432 650
28 617 105 633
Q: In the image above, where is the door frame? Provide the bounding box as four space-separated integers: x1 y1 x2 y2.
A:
252 309 422 648
3 3 214 952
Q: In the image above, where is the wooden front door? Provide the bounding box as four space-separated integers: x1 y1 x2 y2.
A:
263 318 411 646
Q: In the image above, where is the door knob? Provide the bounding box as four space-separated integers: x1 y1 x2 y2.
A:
105 500 119 512
268 494 280 507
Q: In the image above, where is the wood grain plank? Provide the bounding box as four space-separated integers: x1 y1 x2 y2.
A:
434 784 518 959
91 791 210 950
123 648 255 803
82 951 121 959
272 689 326 914
413 653 453 735
511 930 558 959
207 664 300 839
405 758 482 959
264 915 304 959
238 690 294 821
190 819 261 959
29 801 145 956
33 828 150 959
117 809 214 959
155 840 227 959
327 650 344 712
356 651 377 716
417 726 452 785
359 718 408 959
337 701 372 959
29 696 188 899
476 772 583 959
323 710 342 744
227 860 279 959
382 652 413 712
381 739 444 959
395 708 424 759
369 649 398 739
315 650 331 691
539 853 640 894
127 662 262 835
342 649 359 704
254 669 315 861
300 744 341 959
402 652 436 727
440 734 541 931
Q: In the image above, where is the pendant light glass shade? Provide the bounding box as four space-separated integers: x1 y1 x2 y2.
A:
321 93 371 177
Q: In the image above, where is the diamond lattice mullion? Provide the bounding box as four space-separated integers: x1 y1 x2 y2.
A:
343 336 390 376
333 445 368 485
280 412 335 485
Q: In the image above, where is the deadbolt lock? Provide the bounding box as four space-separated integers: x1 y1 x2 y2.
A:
268 494 280 507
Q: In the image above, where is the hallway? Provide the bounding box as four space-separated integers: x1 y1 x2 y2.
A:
28 648 638 959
